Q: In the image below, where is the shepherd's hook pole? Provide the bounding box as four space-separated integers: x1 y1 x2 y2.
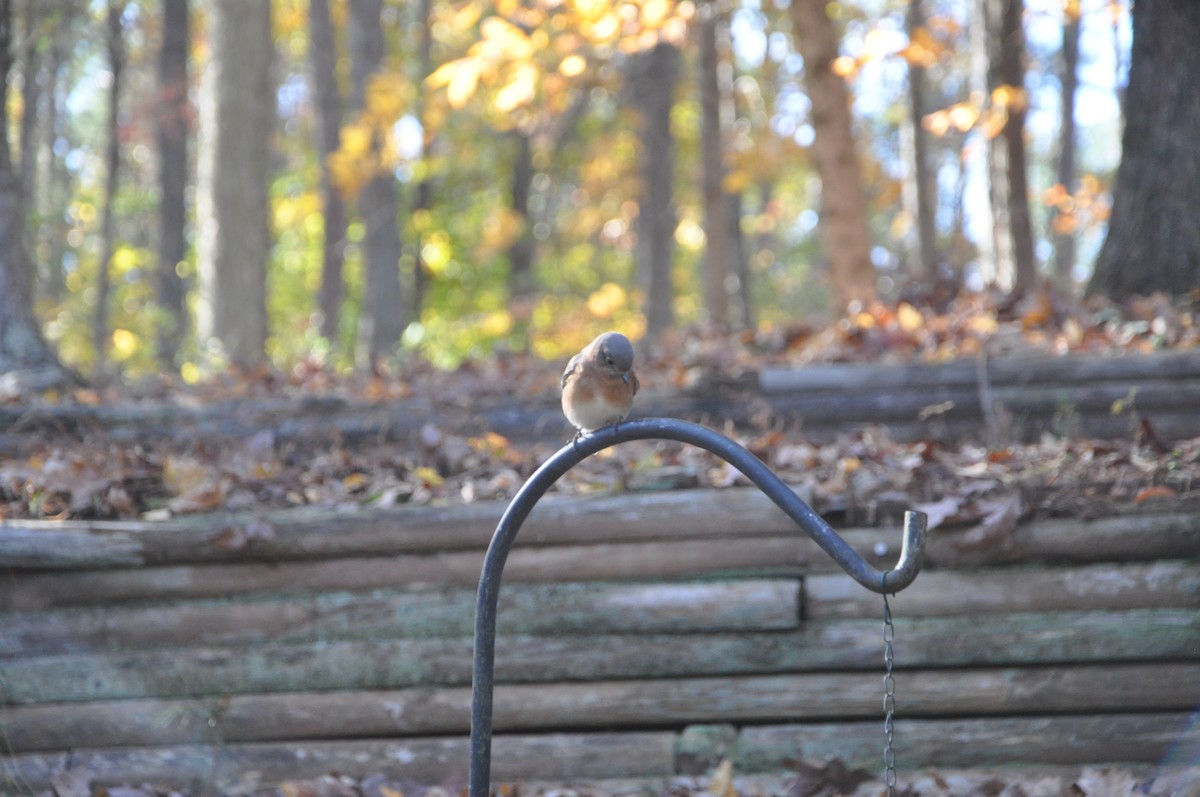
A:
469 417 927 797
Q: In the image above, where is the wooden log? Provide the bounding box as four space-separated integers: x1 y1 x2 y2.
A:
5 509 1199 609
0 488 801 569
758 350 1200 393
5 476 1200 575
0 527 143 568
0 731 677 791
735 712 1200 771
806 561 1200 619
0 579 801 657
4 663 1197 752
2 609 1195 705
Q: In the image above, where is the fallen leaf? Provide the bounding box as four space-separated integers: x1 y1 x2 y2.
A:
1134 484 1176 503
912 496 963 530
950 490 1022 554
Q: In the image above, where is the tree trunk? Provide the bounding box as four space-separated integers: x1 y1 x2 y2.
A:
977 0 1036 294
1051 3 1079 290
1088 2 1200 299
903 0 939 284
788 0 875 310
411 0 435 316
508 132 535 302
699 5 731 328
0 0 63 378
155 0 189 368
349 0 406 370
627 42 679 340
195 0 271 369
997 0 1036 293
308 0 347 347
92 0 124 369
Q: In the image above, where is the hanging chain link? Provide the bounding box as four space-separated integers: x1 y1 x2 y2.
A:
882 588 897 797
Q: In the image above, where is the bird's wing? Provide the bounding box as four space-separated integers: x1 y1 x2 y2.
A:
628 367 641 396
561 352 584 389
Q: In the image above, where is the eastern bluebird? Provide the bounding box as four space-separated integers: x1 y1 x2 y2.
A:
561 331 640 437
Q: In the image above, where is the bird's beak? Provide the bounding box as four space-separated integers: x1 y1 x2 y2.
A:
621 372 629 385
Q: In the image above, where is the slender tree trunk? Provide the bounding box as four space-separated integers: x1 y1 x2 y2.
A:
1088 2 1200 298
699 4 731 328
16 0 40 210
411 0 434 316
508 132 535 302
195 0 271 368
976 0 1036 294
627 42 679 340
0 0 63 377
789 0 875 310
349 0 406 370
997 0 1036 293
93 0 124 369
904 0 939 284
37 15 68 302
1051 2 1079 289
156 0 188 367
308 0 347 346
968 0 997 281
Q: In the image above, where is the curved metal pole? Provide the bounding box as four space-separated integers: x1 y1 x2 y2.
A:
469 417 927 797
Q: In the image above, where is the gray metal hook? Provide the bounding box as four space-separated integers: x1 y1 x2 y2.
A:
469 417 927 796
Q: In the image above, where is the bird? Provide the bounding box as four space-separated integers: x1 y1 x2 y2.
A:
561 331 640 438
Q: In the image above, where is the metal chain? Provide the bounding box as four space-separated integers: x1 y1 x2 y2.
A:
882 588 897 797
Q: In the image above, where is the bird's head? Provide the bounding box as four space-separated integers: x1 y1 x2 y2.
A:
594 332 635 381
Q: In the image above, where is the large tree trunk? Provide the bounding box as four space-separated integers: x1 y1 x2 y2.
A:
92 0 124 369
699 5 731 329
308 0 347 348
627 42 679 340
195 0 271 368
349 0 406 370
789 0 875 310
1088 2 1200 299
0 0 63 379
156 0 189 368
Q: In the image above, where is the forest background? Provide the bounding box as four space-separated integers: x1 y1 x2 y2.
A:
0 0 1195 386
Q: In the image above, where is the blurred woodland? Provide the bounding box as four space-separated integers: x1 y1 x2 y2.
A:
0 0 1196 386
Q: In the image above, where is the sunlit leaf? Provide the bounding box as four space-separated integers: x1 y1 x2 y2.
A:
559 53 587 77
448 59 484 109
587 282 628 318
494 63 539 113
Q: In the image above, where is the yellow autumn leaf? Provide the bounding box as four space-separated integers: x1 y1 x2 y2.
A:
559 53 587 78
449 59 484 108
413 466 444 487
342 472 370 492
574 0 609 23
340 122 374 157
494 63 539 113
365 73 407 125
111 328 139 362
480 16 535 61
897 302 923 333
831 55 860 78
640 0 672 28
948 101 981 132
991 84 1027 111
587 282 627 318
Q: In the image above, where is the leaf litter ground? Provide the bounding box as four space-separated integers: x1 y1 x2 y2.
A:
3 292 1200 535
